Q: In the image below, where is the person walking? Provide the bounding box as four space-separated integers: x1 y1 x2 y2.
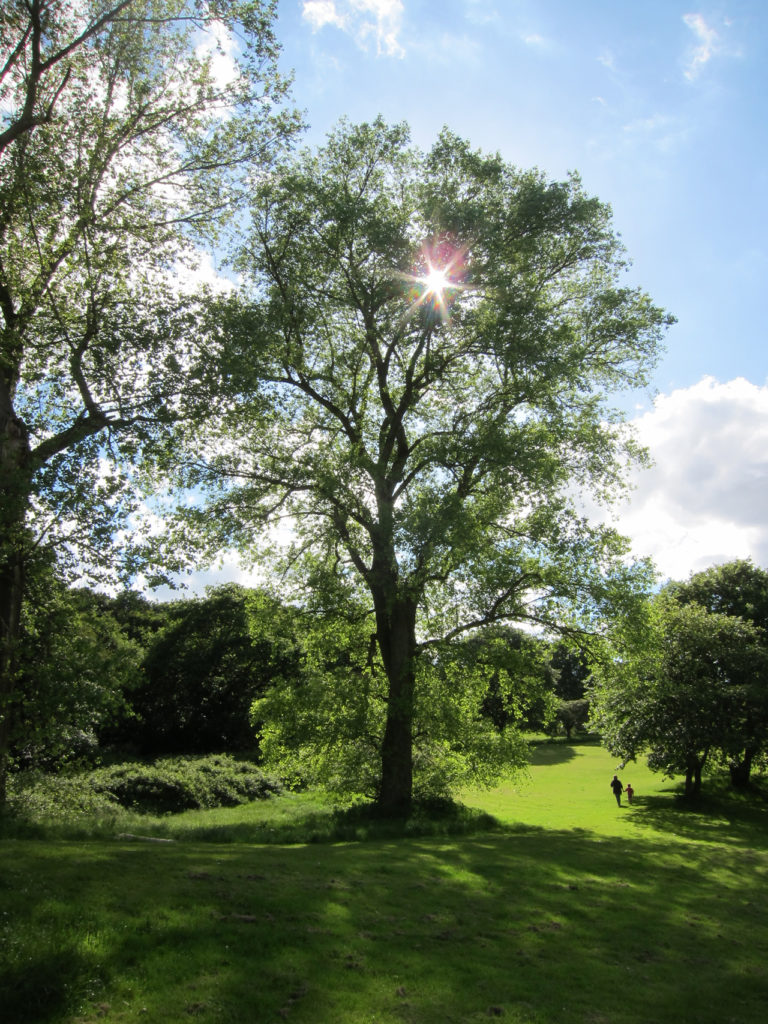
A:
626 782 634 805
610 774 624 807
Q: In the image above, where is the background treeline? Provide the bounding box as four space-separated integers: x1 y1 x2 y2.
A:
12 573 300 770
10 565 590 776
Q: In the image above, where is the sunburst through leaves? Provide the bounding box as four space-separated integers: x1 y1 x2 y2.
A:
394 238 471 323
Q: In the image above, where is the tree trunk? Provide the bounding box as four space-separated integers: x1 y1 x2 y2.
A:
729 747 755 789
683 757 704 800
0 408 32 807
0 550 24 805
373 586 417 815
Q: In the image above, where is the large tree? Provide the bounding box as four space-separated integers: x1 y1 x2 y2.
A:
121 584 303 756
0 0 298 802
172 119 670 811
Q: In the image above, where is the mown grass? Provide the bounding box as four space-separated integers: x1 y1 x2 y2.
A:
2 740 767 1023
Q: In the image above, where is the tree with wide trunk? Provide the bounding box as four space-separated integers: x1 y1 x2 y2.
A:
0 0 298 803
171 118 670 812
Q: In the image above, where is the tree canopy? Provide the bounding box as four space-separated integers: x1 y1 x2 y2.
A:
590 562 768 797
0 0 299 801
169 118 670 810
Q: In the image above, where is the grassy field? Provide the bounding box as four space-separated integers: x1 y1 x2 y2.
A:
2 740 767 1024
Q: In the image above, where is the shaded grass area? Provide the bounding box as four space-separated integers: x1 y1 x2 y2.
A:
2 829 767 1024
2 740 767 1023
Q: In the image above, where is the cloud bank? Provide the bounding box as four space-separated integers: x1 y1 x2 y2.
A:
614 377 768 581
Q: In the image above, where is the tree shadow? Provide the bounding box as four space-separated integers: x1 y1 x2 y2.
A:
6 823 768 1024
528 740 578 766
630 787 768 850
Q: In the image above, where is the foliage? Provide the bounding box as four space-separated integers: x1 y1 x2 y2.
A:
4 767 123 830
170 117 669 809
667 559 768 786
590 586 768 797
548 698 591 739
89 753 281 812
114 584 303 756
548 642 592 701
252 592 536 801
6 754 281 821
10 567 143 770
0 0 299 801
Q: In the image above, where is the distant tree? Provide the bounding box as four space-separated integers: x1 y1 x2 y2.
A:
122 585 302 756
0 0 298 801
667 560 768 787
591 592 768 798
549 643 591 701
11 570 143 769
172 118 669 810
478 629 556 733
549 698 590 740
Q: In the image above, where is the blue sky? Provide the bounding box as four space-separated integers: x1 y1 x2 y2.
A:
276 0 767 396
177 1 768 592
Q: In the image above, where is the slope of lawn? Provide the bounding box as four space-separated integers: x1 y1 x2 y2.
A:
2 739 767 1024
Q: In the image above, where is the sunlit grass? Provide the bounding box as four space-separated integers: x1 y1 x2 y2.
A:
2 740 767 1023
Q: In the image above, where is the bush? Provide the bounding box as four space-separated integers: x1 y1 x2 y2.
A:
5 769 122 826
4 755 283 827
89 755 282 813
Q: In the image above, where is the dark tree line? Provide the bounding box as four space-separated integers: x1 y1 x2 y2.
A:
9 578 303 769
9 570 589 778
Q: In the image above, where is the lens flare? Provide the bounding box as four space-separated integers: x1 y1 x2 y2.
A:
392 238 471 324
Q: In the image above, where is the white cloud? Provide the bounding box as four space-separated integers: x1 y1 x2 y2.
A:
609 377 768 580
597 50 616 72
302 1 347 32
682 12 741 80
302 0 405 57
172 249 236 296
682 13 719 79
195 20 240 91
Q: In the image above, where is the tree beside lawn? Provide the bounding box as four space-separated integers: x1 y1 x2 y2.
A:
591 587 768 798
170 118 670 811
0 0 298 802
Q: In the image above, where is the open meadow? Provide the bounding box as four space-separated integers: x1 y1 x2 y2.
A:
2 740 767 1024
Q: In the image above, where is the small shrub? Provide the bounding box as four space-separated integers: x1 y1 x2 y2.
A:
4 769 122 831
3 756 283 829
89 755 282 813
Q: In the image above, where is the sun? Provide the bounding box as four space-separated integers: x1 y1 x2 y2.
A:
421 264 451 300
390 238 471 323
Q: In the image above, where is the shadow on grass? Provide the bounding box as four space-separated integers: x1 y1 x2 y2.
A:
527 740 579 766
630 783 768 850
4 821 767 1024
0 950 91 1024
154 800 504 845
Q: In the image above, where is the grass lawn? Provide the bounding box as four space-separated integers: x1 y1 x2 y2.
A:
2 740 767 1023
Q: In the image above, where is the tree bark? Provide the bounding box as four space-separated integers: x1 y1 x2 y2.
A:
0 400 34 806
684 757 703 799
0 550 24 806
372 582 417 815
729 747 755 789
